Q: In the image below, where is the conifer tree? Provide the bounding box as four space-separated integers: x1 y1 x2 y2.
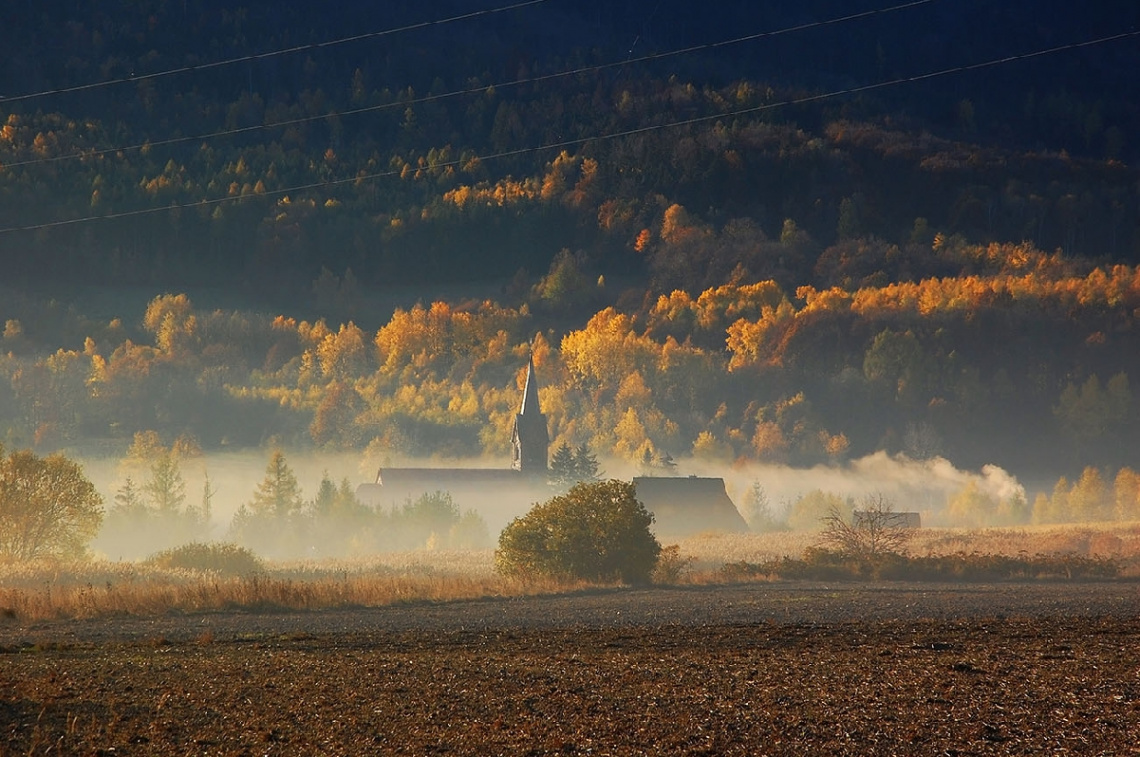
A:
249 450 303 518
573 443 601 482
549 443 576 489
144 452 186 515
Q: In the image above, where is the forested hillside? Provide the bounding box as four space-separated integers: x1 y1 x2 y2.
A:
1 0 1139 489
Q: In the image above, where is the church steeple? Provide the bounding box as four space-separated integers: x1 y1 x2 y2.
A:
511 357 549 474
520 356 542 416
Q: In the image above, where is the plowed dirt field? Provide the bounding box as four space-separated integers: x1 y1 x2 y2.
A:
3 582 1139 755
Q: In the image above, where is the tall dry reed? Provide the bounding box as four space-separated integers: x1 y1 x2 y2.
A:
4 523 1139 621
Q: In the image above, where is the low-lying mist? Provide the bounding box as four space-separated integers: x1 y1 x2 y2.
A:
83 446 1039 563
87 450 369 561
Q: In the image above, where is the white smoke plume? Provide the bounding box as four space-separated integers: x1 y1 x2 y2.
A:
701 451 1027 526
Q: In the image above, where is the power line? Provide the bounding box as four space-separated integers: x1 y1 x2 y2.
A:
0 0 552 106
1 27 1135 237
1 0 936 171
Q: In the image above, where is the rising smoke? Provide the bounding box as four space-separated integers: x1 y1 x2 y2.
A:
702 452 1027 527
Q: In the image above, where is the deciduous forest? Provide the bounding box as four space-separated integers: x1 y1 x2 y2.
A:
2 0 1140 548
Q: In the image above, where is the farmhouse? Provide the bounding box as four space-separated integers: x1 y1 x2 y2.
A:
356 358 748 536
852 510 922 529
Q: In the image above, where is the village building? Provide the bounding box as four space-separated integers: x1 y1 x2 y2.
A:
852 510 922 529
356 358 748 536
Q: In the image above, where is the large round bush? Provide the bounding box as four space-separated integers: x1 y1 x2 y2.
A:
145 542 263 576
495 480 661 583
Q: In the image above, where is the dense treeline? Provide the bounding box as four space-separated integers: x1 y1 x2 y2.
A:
3 240 1140 481
1 0 1139 504
0 0 1138 297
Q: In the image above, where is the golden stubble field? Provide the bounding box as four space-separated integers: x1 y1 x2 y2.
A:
3 523 1140 755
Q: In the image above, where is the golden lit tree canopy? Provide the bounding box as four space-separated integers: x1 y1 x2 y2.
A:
0 447 103 560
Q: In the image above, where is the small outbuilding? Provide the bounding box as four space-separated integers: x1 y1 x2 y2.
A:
852 510 922 529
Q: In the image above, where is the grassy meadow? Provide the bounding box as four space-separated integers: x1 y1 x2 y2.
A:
2 522 1139 622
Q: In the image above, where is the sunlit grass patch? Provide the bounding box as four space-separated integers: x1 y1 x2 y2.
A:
671 521 1140 581
3 522 1139 621
0 550 582 622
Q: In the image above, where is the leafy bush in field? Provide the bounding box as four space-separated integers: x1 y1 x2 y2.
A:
722 549 1120 582
495 480 661 584
651 544 693 584
145 542 264 576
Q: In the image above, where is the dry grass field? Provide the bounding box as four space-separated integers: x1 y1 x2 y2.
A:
675 521 1140 573
1 522 1139 622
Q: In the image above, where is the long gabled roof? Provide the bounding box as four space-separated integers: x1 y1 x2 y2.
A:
633 476 749 535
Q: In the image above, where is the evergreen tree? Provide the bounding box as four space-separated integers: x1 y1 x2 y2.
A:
549 442 577 489
196 473 216 526
229 450 305 558
311 472 339 517
335 477 366 518
249 450 304 518
143 452 186 515
742 482 783 532
573 443 601 482
639 447 656 476
113 476 146 516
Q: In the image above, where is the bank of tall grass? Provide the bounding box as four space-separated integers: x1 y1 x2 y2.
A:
0 547 576 622
2 523 1139 621
674 521 1140 573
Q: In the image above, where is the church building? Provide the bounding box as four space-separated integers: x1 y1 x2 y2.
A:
357 358 747 536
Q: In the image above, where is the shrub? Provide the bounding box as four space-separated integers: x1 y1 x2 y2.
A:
732 549 1120 582
818 494 914 558
447 510 491 550
397 491 460 548
145 542 264 576
652 544 693 584
495 480 661 584
787 489 850 531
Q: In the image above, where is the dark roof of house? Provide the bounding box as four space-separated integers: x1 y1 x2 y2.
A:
357 468 551 514
633 476 749 535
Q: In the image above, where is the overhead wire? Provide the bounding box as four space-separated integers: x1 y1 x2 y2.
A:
0 0 553 106
4 27 1135 237
1 24 1135 235
1 0 937 171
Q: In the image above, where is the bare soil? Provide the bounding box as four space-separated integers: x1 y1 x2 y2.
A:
3 582 1139 755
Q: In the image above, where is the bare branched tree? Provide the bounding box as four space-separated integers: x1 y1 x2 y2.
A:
819 494 913 558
